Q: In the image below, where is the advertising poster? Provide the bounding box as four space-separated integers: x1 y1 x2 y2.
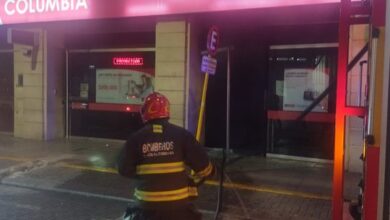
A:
283 68 328 112
96 69 154 105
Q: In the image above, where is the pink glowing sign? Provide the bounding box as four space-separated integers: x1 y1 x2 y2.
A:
113 57 144 66
0 0 343 25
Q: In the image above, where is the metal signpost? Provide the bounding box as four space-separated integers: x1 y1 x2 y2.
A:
196 26 237 220
196 26 219 141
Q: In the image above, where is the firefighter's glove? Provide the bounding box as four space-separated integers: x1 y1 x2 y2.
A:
189 172 206 187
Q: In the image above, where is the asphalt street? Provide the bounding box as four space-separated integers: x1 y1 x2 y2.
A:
0 135 359 219
0 184 126 220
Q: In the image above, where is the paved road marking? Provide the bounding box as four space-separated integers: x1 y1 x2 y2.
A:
0 156 332 201
60 163 332 200
2 181 135 203
61 163 117 174
0 156 31 162
1 181 227 219
205 180 331 200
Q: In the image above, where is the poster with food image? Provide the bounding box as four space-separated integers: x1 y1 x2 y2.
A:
283 68 329 112
96 69 154 105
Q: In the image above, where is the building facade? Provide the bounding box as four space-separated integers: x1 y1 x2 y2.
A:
0 1 388 218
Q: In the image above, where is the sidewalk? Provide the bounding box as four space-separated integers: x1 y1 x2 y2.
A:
0 134 359 219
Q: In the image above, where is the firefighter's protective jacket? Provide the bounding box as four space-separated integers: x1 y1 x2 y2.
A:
118 119 213 209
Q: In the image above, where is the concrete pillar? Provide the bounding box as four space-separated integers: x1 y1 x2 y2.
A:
12 28 65 140
13 29 45 139
187 21 203 135
155 21 188 127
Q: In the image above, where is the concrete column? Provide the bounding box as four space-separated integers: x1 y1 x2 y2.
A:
155 21 187 127
13 29 45 139
12 28 65 140
187 21 203 135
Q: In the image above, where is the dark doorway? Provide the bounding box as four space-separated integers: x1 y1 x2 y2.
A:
0 52 14 133
204 32 269 154
204 51 228 149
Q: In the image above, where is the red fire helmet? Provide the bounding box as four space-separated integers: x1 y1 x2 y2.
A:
141 92 170 122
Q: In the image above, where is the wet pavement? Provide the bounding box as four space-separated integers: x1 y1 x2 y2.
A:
0 134 359 220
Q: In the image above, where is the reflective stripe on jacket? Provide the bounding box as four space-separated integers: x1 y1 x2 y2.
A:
134 186 198 202
136 162 185 175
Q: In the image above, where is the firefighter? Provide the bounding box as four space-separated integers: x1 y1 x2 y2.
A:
118 92 214 220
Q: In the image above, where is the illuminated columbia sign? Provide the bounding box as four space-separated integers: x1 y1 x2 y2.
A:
5 0 88 15
0 0 342 26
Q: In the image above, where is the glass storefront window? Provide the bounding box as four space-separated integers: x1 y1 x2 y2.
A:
67 50 155 139
267 44 337 159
